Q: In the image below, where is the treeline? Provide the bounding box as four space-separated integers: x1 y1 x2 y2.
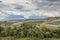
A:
0 22 60 38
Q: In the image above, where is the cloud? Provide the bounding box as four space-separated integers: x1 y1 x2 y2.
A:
46 0 59 2
0 0 60 20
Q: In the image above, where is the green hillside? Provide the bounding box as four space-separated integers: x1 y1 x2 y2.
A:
0 17 60 40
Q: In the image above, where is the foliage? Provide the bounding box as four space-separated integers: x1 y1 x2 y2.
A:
0 22 60 38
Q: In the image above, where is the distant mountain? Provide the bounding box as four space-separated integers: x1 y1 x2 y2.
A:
1 15 24 21
29 15 48 19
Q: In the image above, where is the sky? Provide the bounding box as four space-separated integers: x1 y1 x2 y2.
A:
0 0 60 20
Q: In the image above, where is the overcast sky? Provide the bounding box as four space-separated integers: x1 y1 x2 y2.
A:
0 0 60 20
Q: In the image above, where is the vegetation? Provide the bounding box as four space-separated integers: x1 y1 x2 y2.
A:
0 17 60 40
0 22 60 38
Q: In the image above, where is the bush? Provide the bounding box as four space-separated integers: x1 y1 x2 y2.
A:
0 22 60 38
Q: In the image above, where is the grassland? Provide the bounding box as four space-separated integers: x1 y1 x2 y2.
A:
1 37 60 40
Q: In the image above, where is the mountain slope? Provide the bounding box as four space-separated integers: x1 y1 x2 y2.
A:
1 15 24 21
